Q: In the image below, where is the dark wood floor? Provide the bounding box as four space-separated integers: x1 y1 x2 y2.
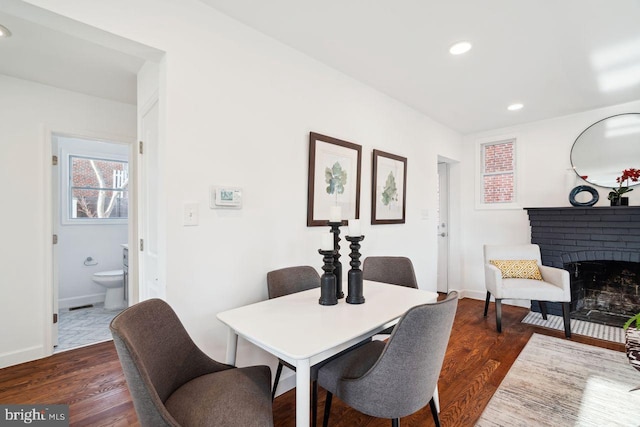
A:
0 298 624 427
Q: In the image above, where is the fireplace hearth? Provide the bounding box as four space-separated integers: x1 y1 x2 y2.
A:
525 206 640 327
565 260 639 327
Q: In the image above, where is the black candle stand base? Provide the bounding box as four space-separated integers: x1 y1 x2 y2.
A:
318 249 338 306
345 235 365 304
328 221 344 299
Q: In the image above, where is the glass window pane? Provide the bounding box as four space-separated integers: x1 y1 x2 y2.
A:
69 155 128 220
483 142 514 173
71 157 128 189
483 173 514 203
71 189 128 219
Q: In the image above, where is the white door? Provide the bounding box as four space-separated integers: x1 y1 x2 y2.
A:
437 163 449 293
139 99 163 300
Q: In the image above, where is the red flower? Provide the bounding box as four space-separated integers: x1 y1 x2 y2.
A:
609 168 640 200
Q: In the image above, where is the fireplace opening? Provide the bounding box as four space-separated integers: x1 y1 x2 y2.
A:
565 260 640 328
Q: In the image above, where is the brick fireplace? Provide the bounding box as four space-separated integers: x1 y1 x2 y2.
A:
525 206 640 326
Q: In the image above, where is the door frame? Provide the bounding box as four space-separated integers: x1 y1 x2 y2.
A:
43 126 137 354
437 161 450 293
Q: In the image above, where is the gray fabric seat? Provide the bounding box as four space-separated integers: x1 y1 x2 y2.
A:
317 292 459 427
362 256 419 334
110 298 273 427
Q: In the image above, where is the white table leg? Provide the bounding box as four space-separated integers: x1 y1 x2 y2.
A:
433 385 440 412
225 329 238 365
295 358 311 427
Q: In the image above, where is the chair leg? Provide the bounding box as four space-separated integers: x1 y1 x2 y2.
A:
539 301 548 320
495 299 502 333
429 397 441 427
484 291 491 317
272 362 283 400
312 380 318 427
562 302 572 338
391 418 400 427
322 392 333 427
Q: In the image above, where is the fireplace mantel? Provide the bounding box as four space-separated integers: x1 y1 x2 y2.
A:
525 206 640 268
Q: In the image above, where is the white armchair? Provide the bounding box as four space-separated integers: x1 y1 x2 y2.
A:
483 244 571 337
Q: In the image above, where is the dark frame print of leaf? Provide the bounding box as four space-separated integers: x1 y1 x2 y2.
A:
307 132 362 227
371 149 407 225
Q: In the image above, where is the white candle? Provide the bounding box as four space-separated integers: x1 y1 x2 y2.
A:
321 232 334 250
348 219 361 237
329 206 342 222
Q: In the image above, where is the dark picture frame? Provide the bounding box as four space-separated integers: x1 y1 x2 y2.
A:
371 149 407 224
307 132 362 227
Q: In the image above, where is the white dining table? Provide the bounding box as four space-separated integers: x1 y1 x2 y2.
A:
216 280 439 427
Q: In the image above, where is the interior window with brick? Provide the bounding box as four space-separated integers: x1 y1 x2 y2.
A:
69 156 129 220
481 139 515 204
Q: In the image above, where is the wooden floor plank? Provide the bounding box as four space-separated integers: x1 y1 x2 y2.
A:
0 298 625 426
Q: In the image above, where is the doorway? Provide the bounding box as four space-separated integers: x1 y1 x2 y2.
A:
437 161 450 293
52 134 130 352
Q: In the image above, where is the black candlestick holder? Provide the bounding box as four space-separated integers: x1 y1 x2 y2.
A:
328 221 344 299
345 235 365 304
318 249 338 306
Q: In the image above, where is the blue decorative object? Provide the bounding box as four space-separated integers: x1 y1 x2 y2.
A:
569 185 599 207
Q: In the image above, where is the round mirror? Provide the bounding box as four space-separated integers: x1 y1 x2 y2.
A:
570 113 640 188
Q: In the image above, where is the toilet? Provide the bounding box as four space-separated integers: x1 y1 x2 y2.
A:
92 270 126 310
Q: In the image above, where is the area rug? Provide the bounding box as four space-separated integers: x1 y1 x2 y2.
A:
476 333 640 426
521 311 624 344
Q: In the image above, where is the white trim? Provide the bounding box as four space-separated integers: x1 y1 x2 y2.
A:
475 133 522 210
0 346 46 370
58 293 106 310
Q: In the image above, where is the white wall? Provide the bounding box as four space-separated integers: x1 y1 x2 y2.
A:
0 74 136 368
53 136 129 309
19 0 463 381
460 99 640 303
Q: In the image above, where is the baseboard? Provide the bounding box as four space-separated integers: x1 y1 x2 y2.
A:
459 290 530 308
459 289 486 301
0 345 46 369
59 293 105 310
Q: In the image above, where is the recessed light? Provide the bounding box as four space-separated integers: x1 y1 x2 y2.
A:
0 24 12 38
507 103 524 111
449 41 472 55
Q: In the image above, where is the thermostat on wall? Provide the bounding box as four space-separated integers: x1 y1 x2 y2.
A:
210 186 243 209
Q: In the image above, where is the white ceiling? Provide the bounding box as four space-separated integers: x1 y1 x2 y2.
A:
2 1 639 131
0 10 144 105
199 0 640 134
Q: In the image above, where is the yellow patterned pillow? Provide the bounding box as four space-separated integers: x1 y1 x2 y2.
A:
489 259 543 280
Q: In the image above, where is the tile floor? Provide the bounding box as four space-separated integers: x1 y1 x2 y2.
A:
55 303 124 353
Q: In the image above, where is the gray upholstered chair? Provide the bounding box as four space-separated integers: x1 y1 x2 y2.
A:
362 256 418 335
484 244 571 337
317 291 458 427
362 256 419 289
110 298 273 427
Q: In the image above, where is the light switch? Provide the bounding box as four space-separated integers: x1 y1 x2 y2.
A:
183 203 199 226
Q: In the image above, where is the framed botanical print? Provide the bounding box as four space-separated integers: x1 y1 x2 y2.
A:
307 132 362 226
371 149 406 224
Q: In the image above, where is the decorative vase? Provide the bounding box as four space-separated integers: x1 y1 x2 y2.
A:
610 196 629 206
